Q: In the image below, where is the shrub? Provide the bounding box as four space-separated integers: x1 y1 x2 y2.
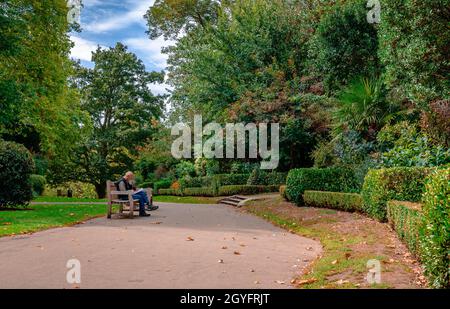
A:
216 174 250 186
286 167 360 205
218 185 280 197
183 187 216 197
308 0 379 92
43 182 98 199
303 191 363 212
174 161 196 179
30 174 46 196
154 179 173 193
0 140 34 208
420 168 450 288
387 201 423 257
158 188 183 196
362 167 431 221
139 181 154 190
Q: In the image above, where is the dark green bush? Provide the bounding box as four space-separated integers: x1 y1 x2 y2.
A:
420 168 450 288
303 191 363 212
180 174 250 188
286 167 360 205
139 181 154 190
218 185 280 197
387 201 423 257
30 174 46 196
362 167 431 221
183 187 216 197
0 140 34 208
308 0 379 92
154 178 173 193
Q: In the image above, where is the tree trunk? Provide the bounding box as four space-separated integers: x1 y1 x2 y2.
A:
95 182 106 199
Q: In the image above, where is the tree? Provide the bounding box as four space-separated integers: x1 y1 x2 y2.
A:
378 0 450 108
72 43 166 197
145 0 224 40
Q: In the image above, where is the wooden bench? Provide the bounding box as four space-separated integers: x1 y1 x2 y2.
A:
106 181 153 219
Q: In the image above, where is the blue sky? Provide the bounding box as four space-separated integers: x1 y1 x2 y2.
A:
70 0 173 95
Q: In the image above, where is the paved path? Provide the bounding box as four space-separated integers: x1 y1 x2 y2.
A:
0 202 321 289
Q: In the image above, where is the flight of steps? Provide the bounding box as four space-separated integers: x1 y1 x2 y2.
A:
218 195 248 207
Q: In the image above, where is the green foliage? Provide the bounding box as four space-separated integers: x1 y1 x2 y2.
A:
43 181 98 199
333 78 399 140
71 43 165 197
154 179 173 193
286 168 360 205
279 185 288 200
183 187 216 197
0 140 34 207
361 167 432 221
174 161 196 178
387 201 423 257
303 191 363 212
420 168 450 288
378 0 450 107
180 173 250 188
230 162 258 174
247 168 264 186
218 185 279 197
378 122 450 168
308 0 379 92
30 174 46 196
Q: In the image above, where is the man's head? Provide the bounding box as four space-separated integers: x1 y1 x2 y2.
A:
124 171 135 181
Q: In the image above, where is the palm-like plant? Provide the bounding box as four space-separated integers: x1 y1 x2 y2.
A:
333 77 398 140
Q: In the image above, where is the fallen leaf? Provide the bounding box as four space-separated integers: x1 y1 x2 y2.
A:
254 281 260 284
296 278 317 286
250 269 255 272
2 222 11 226
331 260 338 265
221 246 228 250
218 259 224 264
233 251 241 255
275 280 285 285
151 222 163 225
239 243 246 247
335 279 349 285
186 236 194 241
306 247 313 251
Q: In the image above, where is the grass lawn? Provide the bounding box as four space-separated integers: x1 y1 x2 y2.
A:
0 204 108 237
243 197 424 289
33 196 106 203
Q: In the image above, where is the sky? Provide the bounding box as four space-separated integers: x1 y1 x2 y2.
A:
69 0 173 96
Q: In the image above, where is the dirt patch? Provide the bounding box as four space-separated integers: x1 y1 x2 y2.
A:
242 197 426 289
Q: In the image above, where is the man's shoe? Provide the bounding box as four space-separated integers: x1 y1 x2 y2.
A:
139 213 151 217
147 205 159 211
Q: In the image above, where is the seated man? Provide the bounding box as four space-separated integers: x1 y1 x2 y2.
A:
116 172 158 217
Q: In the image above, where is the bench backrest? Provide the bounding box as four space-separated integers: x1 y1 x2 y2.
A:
106 180 118 201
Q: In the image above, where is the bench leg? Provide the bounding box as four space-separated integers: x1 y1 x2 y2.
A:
107 202 112 219
129 201 134 218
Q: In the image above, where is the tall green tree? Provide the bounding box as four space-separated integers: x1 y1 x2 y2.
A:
72 43 165 197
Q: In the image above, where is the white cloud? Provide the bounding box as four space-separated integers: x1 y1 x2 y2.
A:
70 36 102 62
124 36 174 69
83 0 155 33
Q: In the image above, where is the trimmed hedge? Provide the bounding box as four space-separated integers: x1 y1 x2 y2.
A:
183 187 216 197
387 201 423 257
286 167 360 205
303 191 363 212
362 167 431 222
420 168 450 288
218 185 280 197
0 140 34 208
158 188 183 196
180 174 250 188
154 179 173 193
280 185 289 200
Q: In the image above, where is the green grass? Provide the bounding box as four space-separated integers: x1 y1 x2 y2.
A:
0 204 109 237
33 196 106 203
153 195 220 204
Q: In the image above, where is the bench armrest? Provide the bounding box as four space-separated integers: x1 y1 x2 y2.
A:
110 190 134 195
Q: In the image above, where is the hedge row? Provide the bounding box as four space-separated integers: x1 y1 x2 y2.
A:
182 187 216 197
387 201 423 257
158 188 183 196
420 168 449 288
286 167 360 205
179 174 250 189
303 191 363 212
362 167 432 221
218 185 280 197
